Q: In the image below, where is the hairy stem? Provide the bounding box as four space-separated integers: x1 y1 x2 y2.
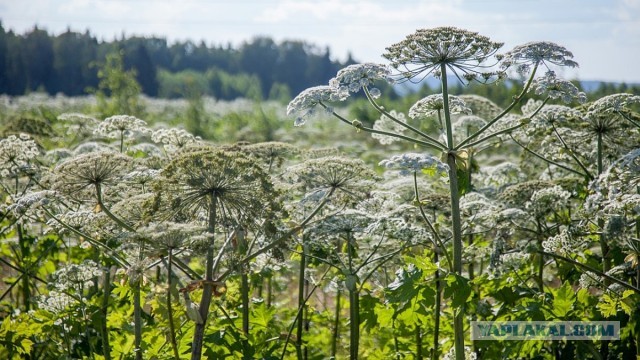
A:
441 63 465 360
101 268 112 360
167 250 180 360
191 195 217 360
296 242 307 360
331 288 341 358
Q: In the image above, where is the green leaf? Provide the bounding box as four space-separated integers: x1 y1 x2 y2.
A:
251 302 275 329
596 294 618 317
17 338 33 355
386 264 422 304
443 273 471 309
553 281 575 318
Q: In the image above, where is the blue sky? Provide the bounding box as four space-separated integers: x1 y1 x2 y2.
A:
1 0 639 83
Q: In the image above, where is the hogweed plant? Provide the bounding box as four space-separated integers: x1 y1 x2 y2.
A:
2 28 640 360
288 27 588 360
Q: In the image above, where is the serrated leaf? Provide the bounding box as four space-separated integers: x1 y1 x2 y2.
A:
386 264 422 304
553 281 575 317
443 273 471 309
596 294 618 317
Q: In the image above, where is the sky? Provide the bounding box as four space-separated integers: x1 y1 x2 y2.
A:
1 0 639 83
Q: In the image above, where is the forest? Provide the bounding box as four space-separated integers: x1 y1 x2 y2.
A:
0 23 355 101
1 24 639 103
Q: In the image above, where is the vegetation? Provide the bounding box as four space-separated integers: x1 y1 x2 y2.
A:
0 23 354 101
1 25 640 360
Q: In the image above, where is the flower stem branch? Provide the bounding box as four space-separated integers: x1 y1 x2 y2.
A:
363 86 447 149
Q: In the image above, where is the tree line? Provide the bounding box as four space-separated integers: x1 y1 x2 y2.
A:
0 23 638 102
0 23 355 101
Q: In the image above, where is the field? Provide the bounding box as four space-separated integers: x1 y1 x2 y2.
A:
1 27 640 360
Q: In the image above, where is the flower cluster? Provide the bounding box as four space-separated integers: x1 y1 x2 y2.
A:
242 141 299 171
7 190 59 218
453 115 487 136
529 71 586 104
94 115 150 139
372 110 408 145
0 133 40 178
151 128 200 153
524 104 582 136
287 86 348 126
578 271 603 290
409 94 472 119
526 185 571 215
329 63 392 94
489 251 531 275
283 156 376 203
479 162 527 188
542 228 586 255
58 112 100 138
383 26 503 83
152 149 281 228
136 222 205 251
587 93 640 115
46 210 98 236
498 41 578 75
458 94 503 119
379 152 449 176
51 260 103 292
49 151 134 202
38 290 77 314
442 346 477 360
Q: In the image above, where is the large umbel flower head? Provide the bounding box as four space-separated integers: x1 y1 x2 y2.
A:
383 26 504 83
498 41 579 76
148 148 282 229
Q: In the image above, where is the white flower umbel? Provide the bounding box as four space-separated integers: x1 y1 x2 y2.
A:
379 152 449 176
409 94 472 119
329 63 393 94
151 128 200 153
529 71 586 104
587 93 640 115
0 133 40 178
94 114 150 139
498 41 579 76
51 260 103 292
384 27 503 83
372 110 408 145
287 86 349 126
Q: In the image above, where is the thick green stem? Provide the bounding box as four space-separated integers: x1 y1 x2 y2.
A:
347 232 359 360
17 225 31 311
416 325 423 360
101 268 112 360
432 251 441 360
349 288 360 360
331 288 341 358
536 220 544 290
441 63 465 360
241 271 251 359
167 250 180 360
296 243 307 360
596 131 610 360
191 195 217 360
133 278 142 360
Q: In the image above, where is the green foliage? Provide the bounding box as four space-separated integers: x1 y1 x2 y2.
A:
91 50 145 117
